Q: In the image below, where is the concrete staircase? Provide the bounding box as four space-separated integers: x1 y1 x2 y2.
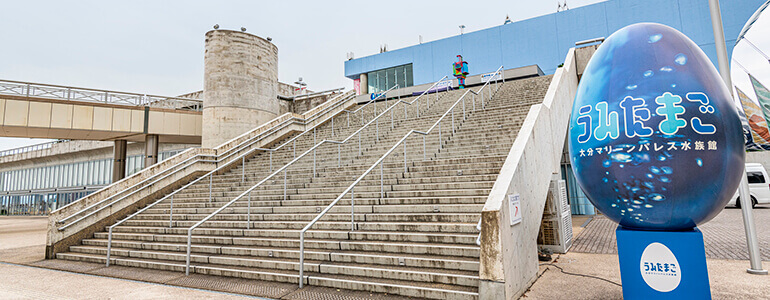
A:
55 76 553 300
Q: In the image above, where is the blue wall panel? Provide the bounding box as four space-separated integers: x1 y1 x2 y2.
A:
344 0 766 86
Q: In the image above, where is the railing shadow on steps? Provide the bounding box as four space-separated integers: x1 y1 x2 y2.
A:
97 86 406 266
49 89 382 256
296 66 505 288
169 76 455 276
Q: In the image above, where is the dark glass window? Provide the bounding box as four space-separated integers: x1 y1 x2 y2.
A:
747 172 765 184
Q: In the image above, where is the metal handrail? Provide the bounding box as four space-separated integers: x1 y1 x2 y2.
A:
2 185 105 196
179 77 452 275
0 139 70 157
102 86 411 266
58 91 356 230
296 67 504 287
0 79 202 111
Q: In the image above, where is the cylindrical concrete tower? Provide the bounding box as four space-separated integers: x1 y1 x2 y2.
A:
203 30 279 148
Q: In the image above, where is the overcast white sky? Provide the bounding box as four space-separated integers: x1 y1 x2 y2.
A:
0 0 767 151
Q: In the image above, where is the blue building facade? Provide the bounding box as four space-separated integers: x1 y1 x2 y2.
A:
344 0 765 89
344 0 766 215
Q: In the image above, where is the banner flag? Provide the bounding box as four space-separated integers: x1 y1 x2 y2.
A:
750 74 770 124
736 86 770 150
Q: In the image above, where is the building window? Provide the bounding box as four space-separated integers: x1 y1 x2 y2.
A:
367 64 413 93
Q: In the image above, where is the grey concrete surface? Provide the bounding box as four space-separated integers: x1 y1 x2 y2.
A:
523 252 770 300
572 207 770 260
0 216 257 299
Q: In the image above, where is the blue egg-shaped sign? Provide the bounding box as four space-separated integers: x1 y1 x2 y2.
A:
568 23 744 230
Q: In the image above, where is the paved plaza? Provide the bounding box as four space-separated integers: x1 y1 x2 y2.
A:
571 206 770 261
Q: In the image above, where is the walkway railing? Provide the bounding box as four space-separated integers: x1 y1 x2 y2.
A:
177 77 452 275
0 79 203 111
0 140 70 158
297 67 504 287
58 91 356 231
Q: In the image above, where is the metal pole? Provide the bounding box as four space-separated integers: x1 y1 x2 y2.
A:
391 107 394 129
404 141 407 173
241 156 245 183
358 132 361 155
423 135 426 161
331 117 334 137
247 191 251 230
169 195 174 228
299 232 305 288
338 144 341 167
351 189 355 231
106 227 113 267
284 169 287 201
185 230 192 275
208 175 212 204
380 163 384 199
270 152 273 173
293 140 296 159
709 0 767 275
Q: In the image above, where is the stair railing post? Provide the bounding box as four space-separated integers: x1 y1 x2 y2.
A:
380 162 384 200
331 117 334 137
439 122 442 150
313 147 316 178
403 140 407 173
106 226 113 266
452 107 455 134
185 229 192 275
293 140 296 159
351 188 355 231
473 93 476 111
247 191 251 230
208 175 213 204
284 168 288 201
241 156 245 183
404 101 407 120
338 144 341 167
462 96 466 120
358 132 361 156
391 107 394 129
299 232 305 288
376 117 379 141
269 152 273 173
347 111 350 128
423 135 426 161
168 195 174 228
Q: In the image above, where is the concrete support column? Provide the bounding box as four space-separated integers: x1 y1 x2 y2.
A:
144 134 159 168
203 29 279 148
112 140 127 182
359 73 369 95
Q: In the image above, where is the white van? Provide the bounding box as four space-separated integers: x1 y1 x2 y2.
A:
728 163 770 208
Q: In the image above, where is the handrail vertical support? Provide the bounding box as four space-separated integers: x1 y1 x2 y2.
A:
338 144 341 167
403 141 407 173
351 189 355 231
106 226 113 267
185 230 192 276
423 135 426 161
247 191 251 230
299 232 305 288
380 163 384 200
169 195 174 228
241 156 245 183
208 175 213 204
284 169 288 201
269 152 273 173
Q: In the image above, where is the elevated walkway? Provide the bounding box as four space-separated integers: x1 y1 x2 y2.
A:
0 79 202 143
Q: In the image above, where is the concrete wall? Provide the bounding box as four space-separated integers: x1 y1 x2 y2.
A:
746 151 770 174
479 48 578 299
203 30 279 148
344 0 765 86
